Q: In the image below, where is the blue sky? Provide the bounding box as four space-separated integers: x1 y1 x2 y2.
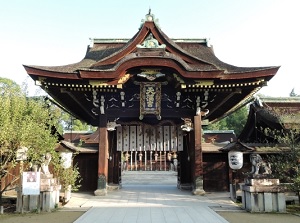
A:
1 0 299 96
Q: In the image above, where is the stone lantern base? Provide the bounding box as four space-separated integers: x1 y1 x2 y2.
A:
16 173 61 212
241 175 286 212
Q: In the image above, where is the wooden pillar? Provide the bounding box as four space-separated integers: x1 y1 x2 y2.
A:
192 114 205 195
178 134 192 189
94 115 108 196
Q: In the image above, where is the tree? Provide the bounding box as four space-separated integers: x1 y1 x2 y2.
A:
264 110 300 204
205 105 249 136
0 78 81 211
53 105 96 132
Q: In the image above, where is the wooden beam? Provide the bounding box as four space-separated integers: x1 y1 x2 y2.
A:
62 89 97 120
205 89 242 120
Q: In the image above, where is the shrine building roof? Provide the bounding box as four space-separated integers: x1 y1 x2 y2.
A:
23 11 280 125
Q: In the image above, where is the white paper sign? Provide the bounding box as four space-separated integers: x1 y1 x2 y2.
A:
22 172 40 195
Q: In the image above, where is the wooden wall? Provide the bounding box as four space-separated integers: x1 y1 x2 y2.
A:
74 154 98 191
203 153 229 191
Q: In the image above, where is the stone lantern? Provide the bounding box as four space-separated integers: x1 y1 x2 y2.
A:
55 146 74 203
219 141 253 202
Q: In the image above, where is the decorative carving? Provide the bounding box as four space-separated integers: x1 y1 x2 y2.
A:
137 33 166 49
137 70 165 81
181 118 193 132
92 90 99 107
89 80 108 87
100 95 105 114
173 73 185 84
118 74 130 84
140 9 160 27
107 119 121 131
41 153 52 175
249 154 272 175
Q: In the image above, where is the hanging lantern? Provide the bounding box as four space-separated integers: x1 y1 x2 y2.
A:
228 151 243 170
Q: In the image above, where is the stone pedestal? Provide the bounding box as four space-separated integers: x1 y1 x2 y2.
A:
94 175 107 196
16 173 61 213
192 176 205 195
230 184 238 202
241 176 286 213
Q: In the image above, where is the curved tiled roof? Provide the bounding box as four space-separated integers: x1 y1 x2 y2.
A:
25 20 279 76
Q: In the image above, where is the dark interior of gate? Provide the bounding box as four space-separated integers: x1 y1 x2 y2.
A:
104 68 198 189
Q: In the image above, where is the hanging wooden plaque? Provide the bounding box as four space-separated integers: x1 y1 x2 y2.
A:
139 82 161 120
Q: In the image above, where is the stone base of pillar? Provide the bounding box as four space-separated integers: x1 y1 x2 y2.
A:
192 188 206 195
107 184 121 191
230 184 237 202
95 175 107 196
94 189 107 196
179 183 193 190
192 176 205 195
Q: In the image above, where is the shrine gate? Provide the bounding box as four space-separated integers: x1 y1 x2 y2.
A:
24 11 279 195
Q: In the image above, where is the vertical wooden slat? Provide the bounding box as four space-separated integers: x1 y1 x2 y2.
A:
157 126 163 151
116 126 122 151
143 126 150 151
123 126 130 151
178 128 184 151
163 126 170 151
137 125 143 151
170 126 176 151
150 127 156 151
130 126 137 151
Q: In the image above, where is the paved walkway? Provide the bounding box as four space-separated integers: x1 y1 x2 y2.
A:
64 171 241 223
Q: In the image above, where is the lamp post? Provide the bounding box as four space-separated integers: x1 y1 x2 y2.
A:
220 141 253 202
228 150 243 202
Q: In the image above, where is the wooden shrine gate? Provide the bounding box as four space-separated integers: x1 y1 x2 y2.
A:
24 11 279 195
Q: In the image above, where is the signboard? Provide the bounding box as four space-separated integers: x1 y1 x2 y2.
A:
22 172 40 195
140 82 161 119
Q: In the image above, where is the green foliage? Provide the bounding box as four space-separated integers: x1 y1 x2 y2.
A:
264 113 300 202
58 110 96 132
206 105 249 136
54 164 82 192
0 78 60 192
0 78 81 203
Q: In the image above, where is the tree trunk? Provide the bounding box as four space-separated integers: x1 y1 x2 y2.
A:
0 191 3 214
0 191 3 207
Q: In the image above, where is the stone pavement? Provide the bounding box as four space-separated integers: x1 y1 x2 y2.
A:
64 171 242 223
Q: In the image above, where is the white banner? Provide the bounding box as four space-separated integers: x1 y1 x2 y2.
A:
22 172 40 195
